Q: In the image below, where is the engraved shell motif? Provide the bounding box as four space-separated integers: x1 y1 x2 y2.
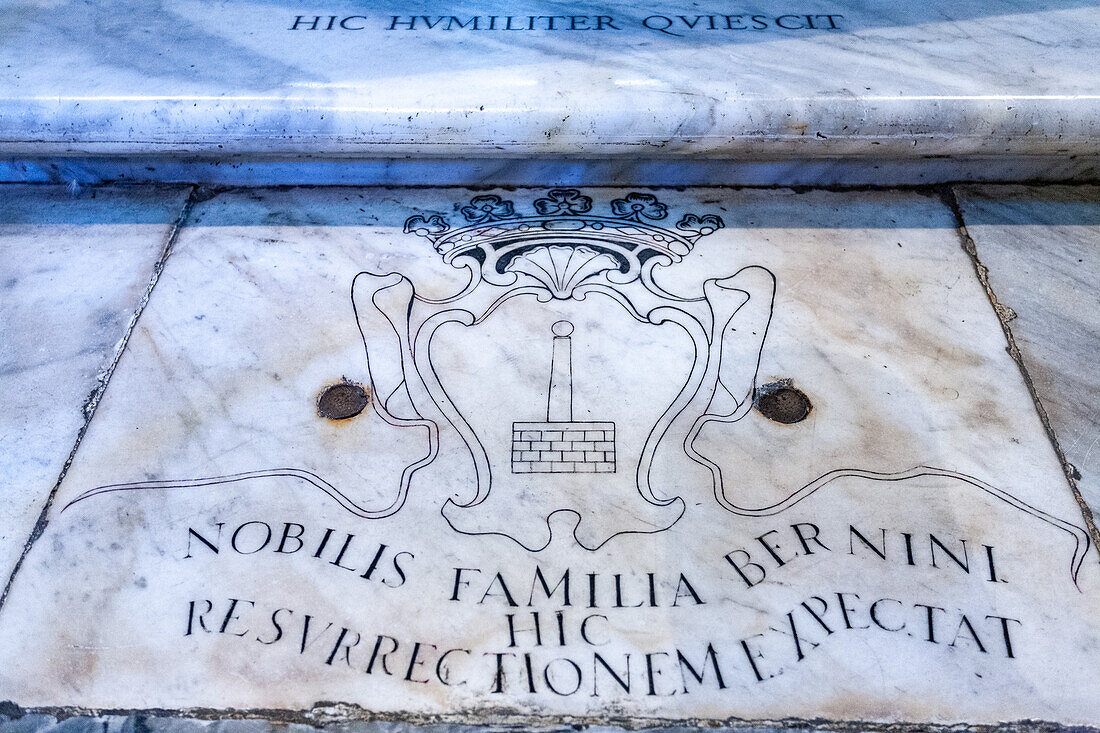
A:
504 245 619 298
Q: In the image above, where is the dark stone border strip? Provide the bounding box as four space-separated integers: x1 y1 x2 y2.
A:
1 704 1097 733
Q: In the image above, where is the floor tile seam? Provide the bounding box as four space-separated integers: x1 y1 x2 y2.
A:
0 184 199 617
940 184 1100 556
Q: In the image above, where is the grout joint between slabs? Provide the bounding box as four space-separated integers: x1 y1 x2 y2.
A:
939 184 1100 558
0 184 200 615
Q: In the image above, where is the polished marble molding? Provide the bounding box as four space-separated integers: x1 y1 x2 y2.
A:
0 0 1098 160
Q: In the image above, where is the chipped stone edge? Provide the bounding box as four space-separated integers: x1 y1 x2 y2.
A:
0 183 200 614
1 701 1098 733
940 184 1100 556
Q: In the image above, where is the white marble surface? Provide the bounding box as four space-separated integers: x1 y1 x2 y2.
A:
0 184 192 582
0 187 1096 726
0 0 1098 159
955 185 1100 516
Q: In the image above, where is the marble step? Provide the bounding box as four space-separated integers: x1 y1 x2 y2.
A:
0 184 1097 728
1 0 1098 162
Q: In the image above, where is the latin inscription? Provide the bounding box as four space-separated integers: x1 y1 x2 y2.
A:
181 516 1026 698
287 13 845 36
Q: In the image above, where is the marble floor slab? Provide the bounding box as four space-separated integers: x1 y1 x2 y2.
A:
0 184 192 583
954 185 1100 518
0 187 1096 726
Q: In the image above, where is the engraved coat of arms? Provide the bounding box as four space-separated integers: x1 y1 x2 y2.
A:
356 189 772 550
65 189 1091 580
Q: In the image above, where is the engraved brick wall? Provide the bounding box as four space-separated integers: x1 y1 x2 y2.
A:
511 421 616 473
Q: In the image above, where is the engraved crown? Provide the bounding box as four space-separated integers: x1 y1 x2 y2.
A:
404 189 724 262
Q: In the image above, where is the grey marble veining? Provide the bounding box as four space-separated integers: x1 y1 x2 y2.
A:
0 183 192 582
0 187 1097 726
0 0 1097 159
954 185 1100 517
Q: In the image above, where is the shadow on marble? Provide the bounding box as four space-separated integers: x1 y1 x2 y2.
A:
6 157 1100 189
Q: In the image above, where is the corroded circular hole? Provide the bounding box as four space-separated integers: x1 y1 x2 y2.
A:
318 382 370 420
754 385 812 424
